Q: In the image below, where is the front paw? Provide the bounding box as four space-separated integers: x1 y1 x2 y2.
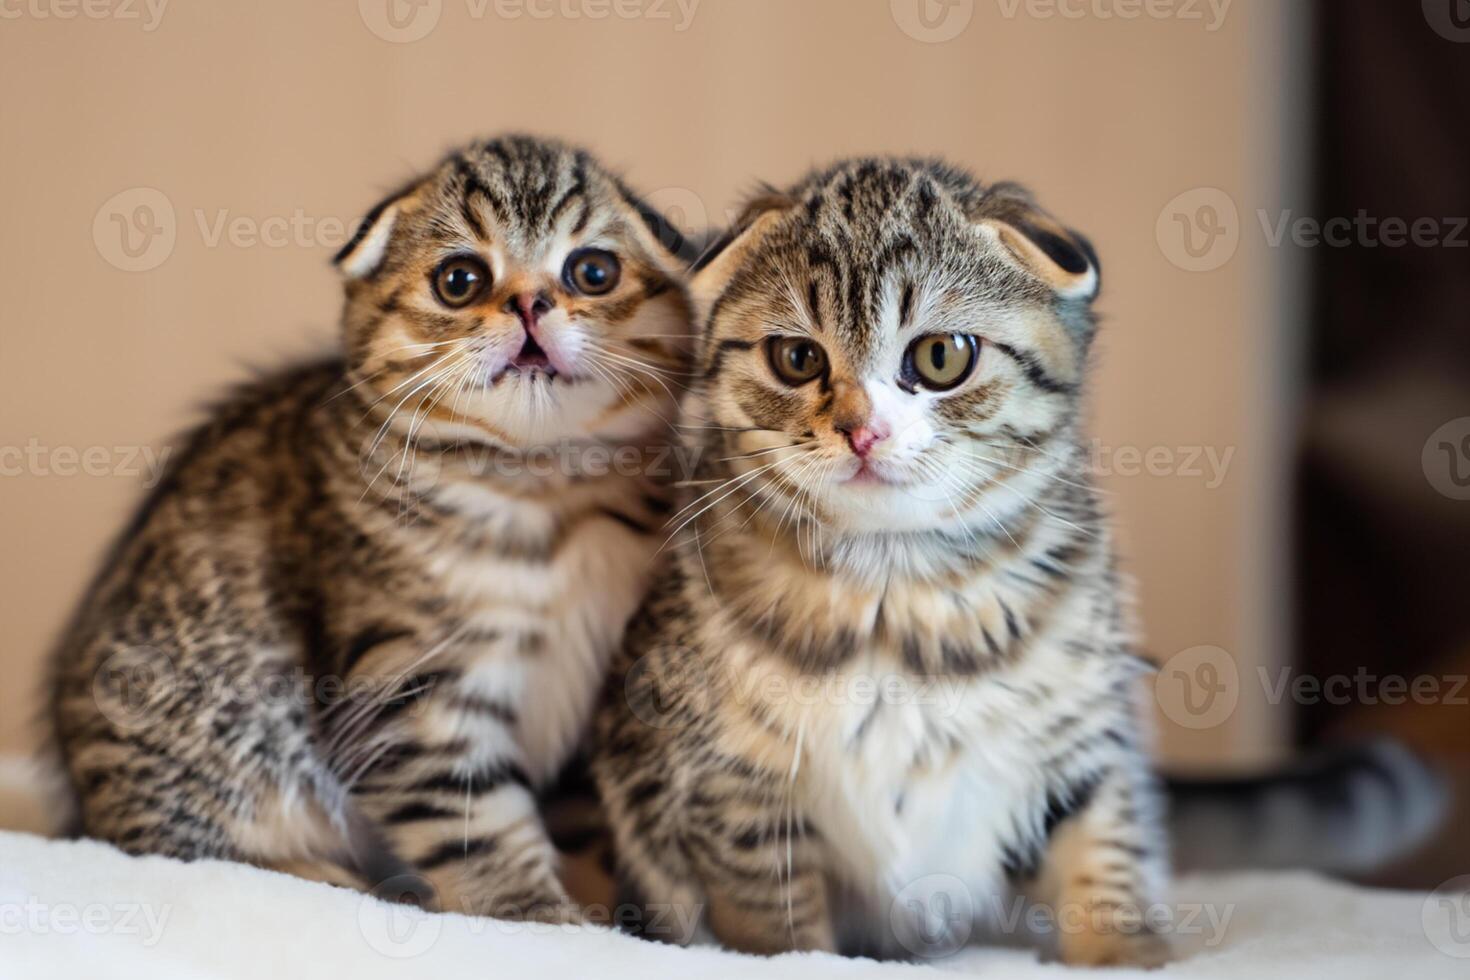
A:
518 899 585 926
490 882 584 925
449 883 580 923
1060 929 1172 969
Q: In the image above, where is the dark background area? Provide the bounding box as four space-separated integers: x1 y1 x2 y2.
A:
1298 0 1470 884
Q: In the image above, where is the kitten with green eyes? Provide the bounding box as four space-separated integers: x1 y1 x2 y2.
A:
50 135 692 919
592 158 1172 966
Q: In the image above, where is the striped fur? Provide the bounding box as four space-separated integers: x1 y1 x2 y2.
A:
593 159 1171 966
1168 739 1448 875
49 135 692 919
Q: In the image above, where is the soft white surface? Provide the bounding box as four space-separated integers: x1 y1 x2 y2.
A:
2 758 1463 977
0 825 1465 980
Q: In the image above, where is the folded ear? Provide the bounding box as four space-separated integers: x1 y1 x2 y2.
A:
973 183 1100 303
610 180 700 277
333 179 424 280
687 188 793 326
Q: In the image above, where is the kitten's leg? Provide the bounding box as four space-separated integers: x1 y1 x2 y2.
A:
60 638 364 878
347 668 575 921
541 753 617 909
593 753 706 944
607 862 706 945
1034 768 1172 968
686 773 836 955
700 863 835 955
597 749 836 951
597 705 833 952
606 800 836 954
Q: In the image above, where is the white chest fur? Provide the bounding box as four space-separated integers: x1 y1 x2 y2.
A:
768 611 1124 917
419 477 659 785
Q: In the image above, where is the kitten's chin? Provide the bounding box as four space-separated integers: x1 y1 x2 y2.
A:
446 375 674 448
817 478 959 534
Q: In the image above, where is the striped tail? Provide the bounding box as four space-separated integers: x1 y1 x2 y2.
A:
1166 739 1449 874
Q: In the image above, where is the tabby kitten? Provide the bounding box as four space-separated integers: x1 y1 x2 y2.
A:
50 135 691 920
593 159 1172 966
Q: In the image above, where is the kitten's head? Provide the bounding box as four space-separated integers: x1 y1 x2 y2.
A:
336 135 690 448
688 158 1099 536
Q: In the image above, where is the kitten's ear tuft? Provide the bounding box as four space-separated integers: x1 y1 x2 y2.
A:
973 183 1100 303
688 187 793 324
334 180 423 280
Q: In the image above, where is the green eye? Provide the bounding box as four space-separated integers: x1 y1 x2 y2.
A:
432 255 490 308
906 334 978 391
767 336 827 386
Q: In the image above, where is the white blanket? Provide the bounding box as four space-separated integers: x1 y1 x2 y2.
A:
1 824 1465 979
2 757 1465 977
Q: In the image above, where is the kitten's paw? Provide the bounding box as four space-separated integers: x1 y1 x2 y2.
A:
447 882 580 923
519 900 586 926
480 886 583 925
1060 929 1172 970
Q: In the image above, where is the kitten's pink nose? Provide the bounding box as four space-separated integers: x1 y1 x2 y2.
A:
504 290 553 332
839 422 890 458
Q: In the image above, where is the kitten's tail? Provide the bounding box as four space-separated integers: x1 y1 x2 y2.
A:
1165 739 1449 874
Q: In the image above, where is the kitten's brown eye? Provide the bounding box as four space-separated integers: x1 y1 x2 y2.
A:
432 255 490 308
767 336 827 386
564 248 621 296
906 334 978 391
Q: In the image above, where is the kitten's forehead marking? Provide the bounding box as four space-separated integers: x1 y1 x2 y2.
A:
447 137 596 255
701 156 1097 413
730 166 972 363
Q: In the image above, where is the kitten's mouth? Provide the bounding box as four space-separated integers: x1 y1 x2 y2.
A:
489 334 571 384
844 458 908 487
506 334 556 378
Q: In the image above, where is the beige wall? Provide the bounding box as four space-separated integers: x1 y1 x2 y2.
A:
0 0 1295 764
